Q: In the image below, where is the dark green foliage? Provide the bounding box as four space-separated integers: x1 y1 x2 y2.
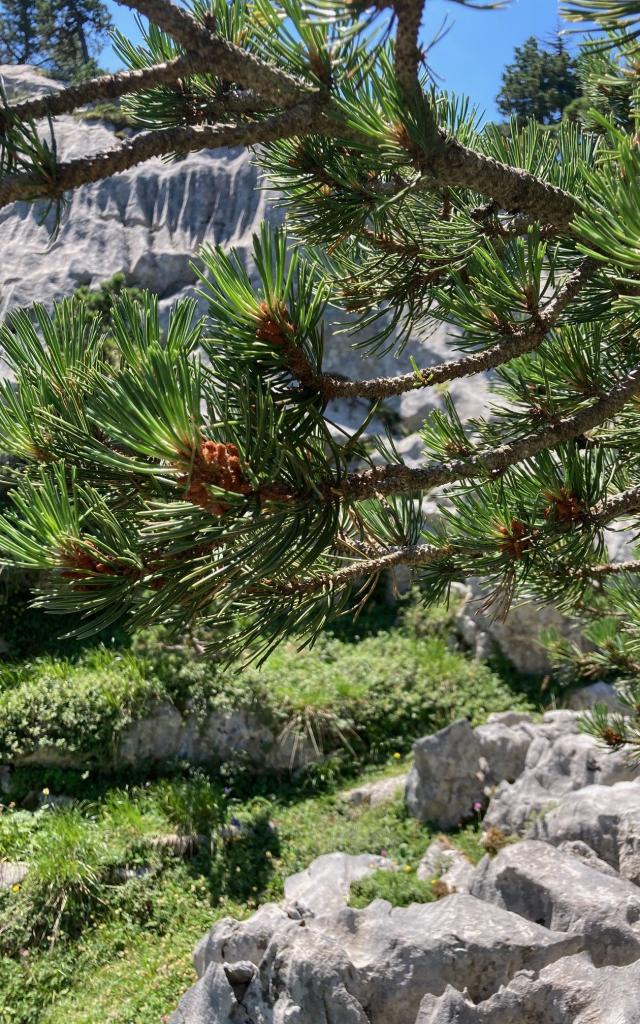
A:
496 36 582 126
349 867 435 907
0 593 536 768
0 0 112 80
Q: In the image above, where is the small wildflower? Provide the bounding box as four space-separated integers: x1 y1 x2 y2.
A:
473 801 483 813
403 865 412 873
42 787 50 797
81 770 90 780
11 884 20 893
393 752 402 760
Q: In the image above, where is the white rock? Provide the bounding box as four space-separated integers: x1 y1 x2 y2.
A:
415 952 640 1023
284 851 391 915
0 860 28 890
556 839 619 877
530 780 640 884
406 716 536 828
405 718 485 828
484 724 637 835
470 839 640 966
416 839 475 894
342 773 408 808
174 892 581 1024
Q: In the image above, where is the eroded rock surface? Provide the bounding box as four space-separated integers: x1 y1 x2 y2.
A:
415 954 640 1023
470 839 640 966
172 895 581 1024
530 779 640 884
405 713 537 828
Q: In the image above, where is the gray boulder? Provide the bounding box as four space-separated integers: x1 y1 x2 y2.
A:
470 839 640 966
405 719 484 827
564 681 626 713
174 892 580 1024
484 714 637 835
530 779 640 884
342 773 408 808
283 851 392 915
415 953 640 1024
416 838 475 894
406 715 536 828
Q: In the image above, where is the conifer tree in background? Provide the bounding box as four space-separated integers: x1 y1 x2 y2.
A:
0 0 112 80
1 0 640 758
496 34 581 125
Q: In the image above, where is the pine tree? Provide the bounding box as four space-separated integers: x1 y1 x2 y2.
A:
1 0 640 759
497 35 582 126
0 0 112 80
0 0 40 65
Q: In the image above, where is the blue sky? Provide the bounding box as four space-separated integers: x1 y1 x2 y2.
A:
102 0 565 121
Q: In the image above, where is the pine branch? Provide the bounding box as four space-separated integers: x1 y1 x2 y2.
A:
592 484 640 525
585 559 640 576
341 360 640 498
1 56 219 125
393 0 424 95
0 101 325 209
314 257 595 400
281 541 446 594
115 0 313 104
421 142 579 232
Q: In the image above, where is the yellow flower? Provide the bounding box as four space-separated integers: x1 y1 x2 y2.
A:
42 788 50 796
11 884 20 893
393 752 402 760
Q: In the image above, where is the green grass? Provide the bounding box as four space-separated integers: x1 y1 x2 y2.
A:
0 763 483 1024
0 589 540 1022
0 591 538 770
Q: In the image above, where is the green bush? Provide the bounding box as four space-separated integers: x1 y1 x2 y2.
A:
0 592 535 768
349 867 435 908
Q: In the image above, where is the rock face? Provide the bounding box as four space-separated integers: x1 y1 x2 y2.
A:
416 954 640 1024
405 713 536 828
0 63 490 440
172 700 640 1024
172 894 581 1024
470 839 640 966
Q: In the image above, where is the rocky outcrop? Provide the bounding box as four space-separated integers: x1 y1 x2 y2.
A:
470 839 640 966
172 894 581 1024
529 779 640 884
404 705 638 833
416 954 640 1024
171 691 640 1024
484 710 636 834
405 713 536 828
0 63 490 440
